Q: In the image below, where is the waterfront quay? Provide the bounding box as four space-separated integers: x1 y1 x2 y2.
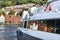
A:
0 25 20 40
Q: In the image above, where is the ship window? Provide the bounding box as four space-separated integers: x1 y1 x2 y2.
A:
27 19 60 34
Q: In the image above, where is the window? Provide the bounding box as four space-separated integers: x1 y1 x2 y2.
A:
27 19 60 34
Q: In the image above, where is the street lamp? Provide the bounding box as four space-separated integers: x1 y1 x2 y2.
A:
22 10 30 28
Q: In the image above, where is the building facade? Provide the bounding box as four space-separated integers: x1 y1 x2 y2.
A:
5 15 22 24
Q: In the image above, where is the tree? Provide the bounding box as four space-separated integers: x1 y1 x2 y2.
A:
22 0 28 4
8 9 15 15
15 1 20 5
32 0 48 5
17 11 22 16
40 0 48 5
2 11 5 16
0 0 48 8
28 0 32 3
0 10 5 16
0 1 12 8
17 8 29 16
23 8 29 11
5 1 12 6
0 1 6 8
